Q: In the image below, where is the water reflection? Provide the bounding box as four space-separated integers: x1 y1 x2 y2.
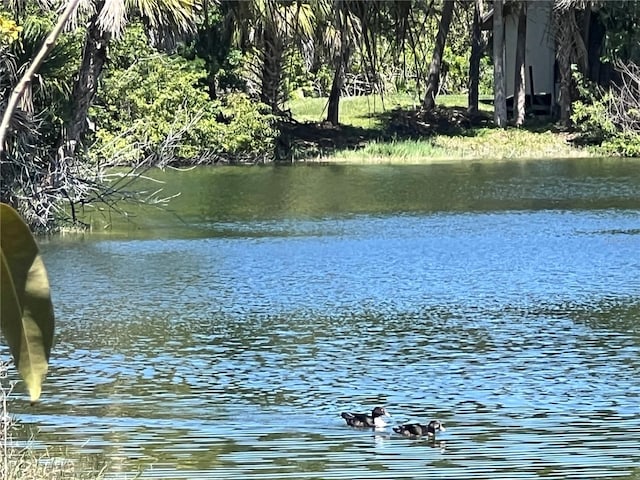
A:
5 160 640 478
69 158 640 237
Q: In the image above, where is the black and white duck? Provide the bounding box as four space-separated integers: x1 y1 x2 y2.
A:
341 406 391 428
393 420 445 438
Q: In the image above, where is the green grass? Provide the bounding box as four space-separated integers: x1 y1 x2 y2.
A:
286 93 493 129
1 362 109 480
3 445 108 480
328 128 588 163
286 92 422 128
286 93 592 162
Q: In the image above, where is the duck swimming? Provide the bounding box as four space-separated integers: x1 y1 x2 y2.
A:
393 420 445 438
341 406 391 428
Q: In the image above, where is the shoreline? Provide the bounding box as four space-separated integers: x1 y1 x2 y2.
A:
282 121 601 165
297 154 596 165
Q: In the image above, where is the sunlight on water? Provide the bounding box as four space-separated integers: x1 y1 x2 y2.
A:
5 160 640 479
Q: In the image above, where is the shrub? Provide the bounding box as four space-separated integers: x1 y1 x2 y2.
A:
600 131 640 157
571 63 640 157
92 50 277 164
571 92 617 142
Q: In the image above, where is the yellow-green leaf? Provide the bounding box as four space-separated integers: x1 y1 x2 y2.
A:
0 203 55 402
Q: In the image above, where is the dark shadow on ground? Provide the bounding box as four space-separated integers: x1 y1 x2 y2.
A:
276 104 568 162
276 105 495 162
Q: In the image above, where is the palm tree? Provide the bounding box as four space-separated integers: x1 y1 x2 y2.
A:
219 0 317 112
325 0 375 126
59 0 199 161
326 2 351 125
1 2 80 151
324 0 423 125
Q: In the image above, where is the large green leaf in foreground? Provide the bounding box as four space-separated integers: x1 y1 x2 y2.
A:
0 203 55 402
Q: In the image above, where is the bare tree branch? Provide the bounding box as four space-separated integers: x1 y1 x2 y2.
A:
609 61 640 133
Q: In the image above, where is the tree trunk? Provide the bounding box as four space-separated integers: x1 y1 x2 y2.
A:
327 8 350 125
59 3 109 161
552 3 589 126
557 40 572 127
326 59 345 126
586 13 605 84
554 8 573 127
467 0 483 115
513 1 527 126
423 0 455 111
493 0 507 127
260 24 284 112
201 0 218 100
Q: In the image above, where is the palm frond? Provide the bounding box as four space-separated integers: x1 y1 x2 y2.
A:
130 0 200 34
4 0 55 19
13 12 78 109
97 0 127 38
281 1 315 40
64 0 95 32
553 0 589 12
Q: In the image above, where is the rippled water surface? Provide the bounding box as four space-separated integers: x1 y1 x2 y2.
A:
6 159 640 479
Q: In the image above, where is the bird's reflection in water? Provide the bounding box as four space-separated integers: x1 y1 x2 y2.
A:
371 433 446 453
420 438 447 453
373 432 390 448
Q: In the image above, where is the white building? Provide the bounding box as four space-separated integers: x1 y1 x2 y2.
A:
485 1 557 115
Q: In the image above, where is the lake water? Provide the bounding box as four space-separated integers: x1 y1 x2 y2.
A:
5 159 640 479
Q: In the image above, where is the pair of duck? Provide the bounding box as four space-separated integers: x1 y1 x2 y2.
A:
341 406 445 438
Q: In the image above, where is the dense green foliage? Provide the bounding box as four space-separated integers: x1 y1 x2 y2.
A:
92 27 277 163
572 92 640 157
571 72 616 141
599 1 640 63
572 65 640 157
15 11 81 143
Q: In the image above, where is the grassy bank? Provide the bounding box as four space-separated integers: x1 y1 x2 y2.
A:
284 94 593 163
1 362 107 480
326 127 587 163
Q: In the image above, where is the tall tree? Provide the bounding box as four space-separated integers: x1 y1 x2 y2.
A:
326 2 351 125
492 0 507 127
423 0 455 110
62 0 109 161
220 0 316 112
325 0 421 125
325 0 384 126
59 0 198 162
513 0 527 126
468 0 484 115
